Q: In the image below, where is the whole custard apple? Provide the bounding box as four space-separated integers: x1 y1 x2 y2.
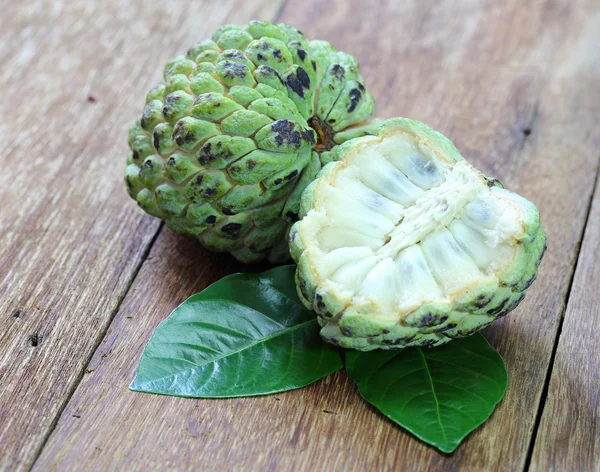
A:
290 118 546 351
125 20 376 263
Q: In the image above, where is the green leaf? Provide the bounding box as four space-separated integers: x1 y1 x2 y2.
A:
345 334 507 453
130 265 343 398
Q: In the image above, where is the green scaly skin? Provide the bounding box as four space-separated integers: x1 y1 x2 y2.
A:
290 118 546 350
125 20 376 263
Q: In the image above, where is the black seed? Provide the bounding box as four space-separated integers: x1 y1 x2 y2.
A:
222 208 234 215
297 49 306 61
311 60 316 71
358 83 365 92
382 329 390 334
153 132 160 151
327 119 335 124
347 88 362 113
247 159 257 169
220 223 243 237
125 177 133 190
132 150 140 161
341 327 353 336
420 339 437 347
257 53 265 61
286 211 298 221
274 178 283 185
206 215 217 224
273 49 282 58
167 157 176 165
196 175 204 184
87 95 96 103
204 188 217 197
144 160 153 169
166 95 180 104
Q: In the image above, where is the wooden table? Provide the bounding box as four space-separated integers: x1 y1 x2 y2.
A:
1 0 599 470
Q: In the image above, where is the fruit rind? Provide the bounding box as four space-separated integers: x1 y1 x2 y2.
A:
290 118 546 350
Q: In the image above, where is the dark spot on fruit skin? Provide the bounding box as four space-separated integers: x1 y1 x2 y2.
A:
297 49 306 61
297 67 310 88
220 223 243 238
271 120 316 148
496 293 526 318
222 208 234 215
222 61 247 79
258 66 285 86
286 211 298 221
274 178 282 185
347 88 362 113
286 74 306 99
436 323 457 332
225 50 244 59
197 142 233 166
474 294 492 308
247 159 257 170
330 65 345 81
284 170 298 181
206 215 217 224
417 313 448 327
487 297 510 316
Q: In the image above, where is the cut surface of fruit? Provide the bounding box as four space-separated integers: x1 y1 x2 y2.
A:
290 118 546 350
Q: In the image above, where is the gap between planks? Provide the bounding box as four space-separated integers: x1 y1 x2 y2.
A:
26 221 164 470
523 164 600 472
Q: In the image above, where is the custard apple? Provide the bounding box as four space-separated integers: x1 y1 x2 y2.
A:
290 118 546 350
125 20 376 263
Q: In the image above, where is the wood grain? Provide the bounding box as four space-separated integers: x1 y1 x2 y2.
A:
0 1 282 470
529 189 600 468
31 0 600 471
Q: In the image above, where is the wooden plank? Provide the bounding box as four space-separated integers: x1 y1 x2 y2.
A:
529 191 600 466
33 0 600 470
0 1 282 470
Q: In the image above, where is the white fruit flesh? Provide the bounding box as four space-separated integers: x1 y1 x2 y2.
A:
299 132 531 321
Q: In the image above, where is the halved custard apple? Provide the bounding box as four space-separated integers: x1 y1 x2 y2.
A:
289 118 546 350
